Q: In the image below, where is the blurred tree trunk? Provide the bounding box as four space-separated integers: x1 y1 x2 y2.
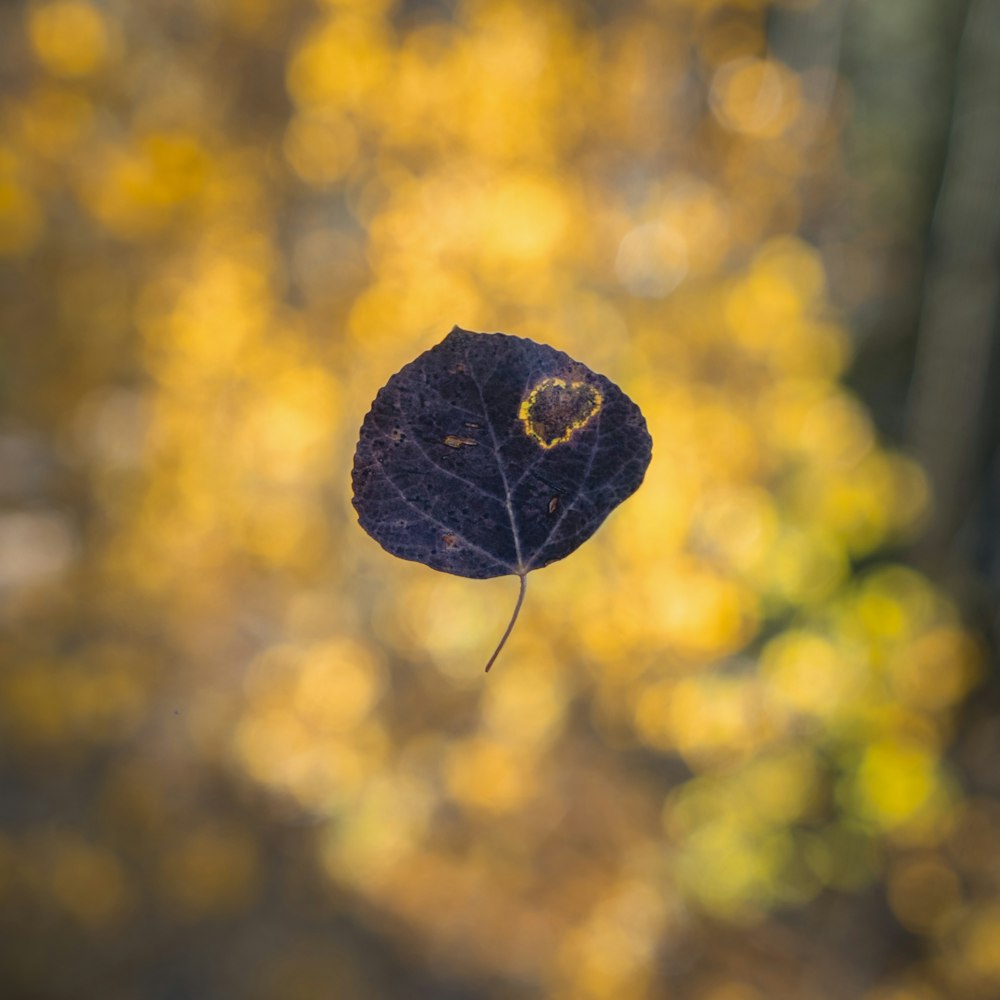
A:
905 0 1000 583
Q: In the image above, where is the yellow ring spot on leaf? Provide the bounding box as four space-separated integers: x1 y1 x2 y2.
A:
519 377 603 449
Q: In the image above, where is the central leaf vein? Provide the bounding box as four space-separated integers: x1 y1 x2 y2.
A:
465 339 526 574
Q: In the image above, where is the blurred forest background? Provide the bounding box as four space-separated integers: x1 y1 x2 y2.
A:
1 0 999 998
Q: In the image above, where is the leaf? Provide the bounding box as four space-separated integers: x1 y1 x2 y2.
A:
351 327 653 671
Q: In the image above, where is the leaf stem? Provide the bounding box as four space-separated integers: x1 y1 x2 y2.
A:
484 573 527 673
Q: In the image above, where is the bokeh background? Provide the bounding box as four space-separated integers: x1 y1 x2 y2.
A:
2 0 999 998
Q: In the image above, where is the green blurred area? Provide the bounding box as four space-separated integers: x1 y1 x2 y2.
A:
1 1 998 998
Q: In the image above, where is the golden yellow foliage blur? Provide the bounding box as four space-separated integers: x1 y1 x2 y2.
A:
28 1 114 79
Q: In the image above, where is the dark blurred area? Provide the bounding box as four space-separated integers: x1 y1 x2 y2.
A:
1 1 998 999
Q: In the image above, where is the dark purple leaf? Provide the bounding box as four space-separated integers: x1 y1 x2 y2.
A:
351 327 652 670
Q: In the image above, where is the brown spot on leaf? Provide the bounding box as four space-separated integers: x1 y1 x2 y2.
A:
443 435 478 449
519 377 602 449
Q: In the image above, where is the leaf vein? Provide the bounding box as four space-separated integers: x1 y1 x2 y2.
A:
464 337 526 572
377 466 511 570
373 424 506 508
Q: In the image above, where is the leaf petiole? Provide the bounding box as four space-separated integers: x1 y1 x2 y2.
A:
484 573 528 673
